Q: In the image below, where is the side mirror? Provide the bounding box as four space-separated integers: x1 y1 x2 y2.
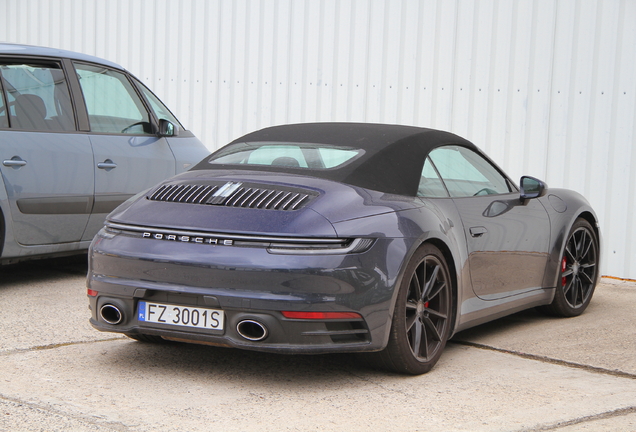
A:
520 176 547 201
158 119 179 137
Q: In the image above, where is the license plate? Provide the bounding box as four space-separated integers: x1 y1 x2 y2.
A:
138 301 224 330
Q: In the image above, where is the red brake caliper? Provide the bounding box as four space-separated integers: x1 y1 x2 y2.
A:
561 257 567 287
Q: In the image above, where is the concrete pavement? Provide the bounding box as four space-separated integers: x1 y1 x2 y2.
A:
1 256 634 431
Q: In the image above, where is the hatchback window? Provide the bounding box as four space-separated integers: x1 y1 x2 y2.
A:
74 63 152 135
0 61 75 131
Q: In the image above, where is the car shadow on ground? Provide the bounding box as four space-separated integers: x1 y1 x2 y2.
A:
98 309 559 381
96 337 389 383
451 307 559 343
0 254 88 287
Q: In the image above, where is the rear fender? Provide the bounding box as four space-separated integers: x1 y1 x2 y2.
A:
332 202 467 348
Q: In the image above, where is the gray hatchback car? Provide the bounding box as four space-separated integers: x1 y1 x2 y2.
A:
0 43 208 263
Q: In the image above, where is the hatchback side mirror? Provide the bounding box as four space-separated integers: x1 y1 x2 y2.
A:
158 119 179 137
520 176 547 201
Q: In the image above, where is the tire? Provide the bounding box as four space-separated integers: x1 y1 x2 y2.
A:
125 333 166 343
372 243 453 375
541 218 599 317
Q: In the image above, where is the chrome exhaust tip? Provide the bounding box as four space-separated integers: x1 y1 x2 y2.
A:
100 304 123 325
236 319 268 341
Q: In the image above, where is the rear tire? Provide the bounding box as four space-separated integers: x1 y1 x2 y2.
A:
371 243 453 375
541 218 599 317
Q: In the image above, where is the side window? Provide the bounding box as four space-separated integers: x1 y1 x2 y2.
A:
428 146 511 197
0 78 7 128
74 63 152 135
0 61 75 131
317 148 359 168
135 80 183 130
418 157 449 197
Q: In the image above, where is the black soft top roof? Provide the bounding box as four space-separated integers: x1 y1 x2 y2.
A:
194 123 477 196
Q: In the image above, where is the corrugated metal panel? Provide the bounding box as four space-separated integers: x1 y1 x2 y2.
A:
1 0 635 279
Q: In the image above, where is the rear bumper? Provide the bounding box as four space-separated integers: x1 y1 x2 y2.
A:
87 230 410 354
90 307 374 354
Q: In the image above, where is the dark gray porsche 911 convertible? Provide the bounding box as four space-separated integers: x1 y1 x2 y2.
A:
87 123 600 374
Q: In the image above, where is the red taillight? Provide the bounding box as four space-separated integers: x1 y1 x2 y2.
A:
561 257 567 286
281 311 362 320
87 289 98 297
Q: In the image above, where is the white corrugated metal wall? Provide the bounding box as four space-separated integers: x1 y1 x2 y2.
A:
1 0 635 279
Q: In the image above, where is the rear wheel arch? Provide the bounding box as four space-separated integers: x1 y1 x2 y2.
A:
0 206 5 257
423 238 458 334
0 176 11 259
389 238 458 317
378 236 459 351
370 241 455 374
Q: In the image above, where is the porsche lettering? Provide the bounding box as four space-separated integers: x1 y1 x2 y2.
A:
142 232 233 246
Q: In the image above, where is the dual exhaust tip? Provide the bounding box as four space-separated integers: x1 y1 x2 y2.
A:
236 319 268 341
100 304 268 342
100 304 123 325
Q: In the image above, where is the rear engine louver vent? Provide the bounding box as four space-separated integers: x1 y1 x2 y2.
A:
148 183 315 211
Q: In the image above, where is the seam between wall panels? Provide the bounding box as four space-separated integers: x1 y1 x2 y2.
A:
544 2 556 180
545 0 559 179
450 0 459 132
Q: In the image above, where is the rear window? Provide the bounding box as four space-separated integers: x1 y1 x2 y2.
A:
207 142 363 170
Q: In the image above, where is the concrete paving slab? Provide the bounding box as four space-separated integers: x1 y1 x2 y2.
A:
452 282 636 375
0 399 117 432
0 256 119 353
1 337 635 431
552 410 636 431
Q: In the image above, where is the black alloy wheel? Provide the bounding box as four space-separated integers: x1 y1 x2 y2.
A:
542 218 599 317
374 243 452 375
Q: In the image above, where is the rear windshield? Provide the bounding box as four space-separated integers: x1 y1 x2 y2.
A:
207 142 363 170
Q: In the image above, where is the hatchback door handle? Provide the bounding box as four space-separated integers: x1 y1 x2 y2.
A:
3 157 27 168
97 159 117 171
470 226 488 237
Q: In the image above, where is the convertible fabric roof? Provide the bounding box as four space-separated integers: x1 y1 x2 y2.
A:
194 123 477 196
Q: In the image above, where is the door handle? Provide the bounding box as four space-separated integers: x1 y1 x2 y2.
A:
97 159 117 171
470 226 488 237
3 157 27 168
